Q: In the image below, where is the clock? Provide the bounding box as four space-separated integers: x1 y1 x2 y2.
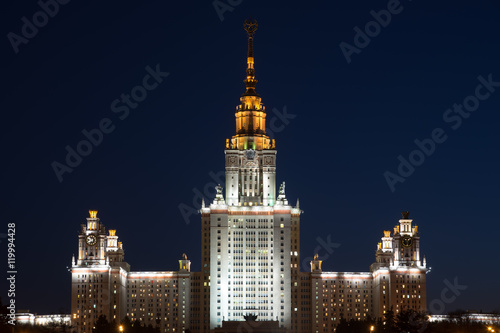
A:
86 234 97 246
401 235 413 248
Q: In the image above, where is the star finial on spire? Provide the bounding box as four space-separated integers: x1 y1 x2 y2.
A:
244 18 258 37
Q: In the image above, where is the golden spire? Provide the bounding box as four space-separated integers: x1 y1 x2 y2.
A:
227 19 271 151
243 19 258 97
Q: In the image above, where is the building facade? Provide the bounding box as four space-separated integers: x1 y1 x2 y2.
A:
70 20 427 333
309 213 427 333
71 212 192 333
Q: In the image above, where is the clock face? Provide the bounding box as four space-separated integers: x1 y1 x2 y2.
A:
86 234 97 246
402 235 413 248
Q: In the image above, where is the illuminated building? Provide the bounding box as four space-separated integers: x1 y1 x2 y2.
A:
310 213 427 332
198 18 299 332
71 211 130 333
71 212 191 333
70 20 427 333
15 312 72 327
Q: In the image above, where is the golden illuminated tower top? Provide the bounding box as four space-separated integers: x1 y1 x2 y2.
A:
228 19 272 151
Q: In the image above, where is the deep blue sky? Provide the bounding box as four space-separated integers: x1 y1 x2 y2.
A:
1 0 499 315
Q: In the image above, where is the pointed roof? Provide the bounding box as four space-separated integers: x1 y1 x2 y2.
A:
243 19 259 97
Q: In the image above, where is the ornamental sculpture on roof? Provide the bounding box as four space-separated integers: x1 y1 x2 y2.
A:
279 181 286 196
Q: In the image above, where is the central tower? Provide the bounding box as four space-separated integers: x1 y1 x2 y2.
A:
200 20 301 331
225 19 276 207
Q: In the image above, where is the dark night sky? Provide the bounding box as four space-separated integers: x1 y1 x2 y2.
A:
1 0 499 315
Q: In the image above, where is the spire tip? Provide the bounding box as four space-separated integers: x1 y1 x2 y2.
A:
244 19 258 36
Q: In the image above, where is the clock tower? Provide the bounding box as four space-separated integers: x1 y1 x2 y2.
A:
77 210 107 265
371 212 427 319
71 211 130 333
393 211 422 267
